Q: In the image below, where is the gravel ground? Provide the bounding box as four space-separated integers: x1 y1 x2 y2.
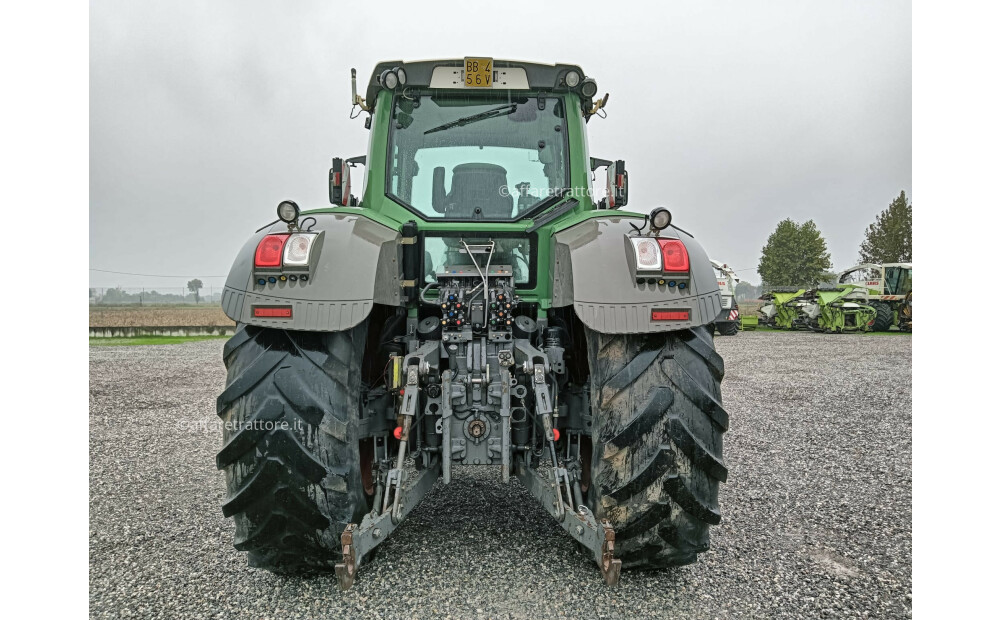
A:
90 331 911 619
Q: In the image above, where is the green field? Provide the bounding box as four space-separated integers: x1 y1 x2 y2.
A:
740 326 911 335
89 335 230 346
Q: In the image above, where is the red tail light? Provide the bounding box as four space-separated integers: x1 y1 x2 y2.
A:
657 239 689 272
253 306 292 318
651 309 690 321
255 234 289 267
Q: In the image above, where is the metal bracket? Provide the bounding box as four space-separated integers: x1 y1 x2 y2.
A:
600 520 622 586
335 464 440 591
516 465 623 586
334 524 357 591
441 370 453 484
533 364 552 415
499 367 511 483
399 365 420 418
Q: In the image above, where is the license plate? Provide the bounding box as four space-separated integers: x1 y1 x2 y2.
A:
464 57 493 88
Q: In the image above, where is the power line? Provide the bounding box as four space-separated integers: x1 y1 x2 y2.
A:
90 268 228 278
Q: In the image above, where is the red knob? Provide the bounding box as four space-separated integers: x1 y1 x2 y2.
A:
393 426 404 440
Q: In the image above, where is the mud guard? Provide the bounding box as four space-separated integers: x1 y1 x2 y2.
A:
551 216 722 333
220 213 401 331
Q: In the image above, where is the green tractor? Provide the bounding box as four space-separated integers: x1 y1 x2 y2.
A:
759 284 877 332
216 59 729 589
837 263 913 331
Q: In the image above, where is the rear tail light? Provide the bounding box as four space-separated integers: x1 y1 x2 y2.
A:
253 305 292 318
651 309 690 321
630 238 663 273
657 239 689 272
255 234 289 267
282 233 316 266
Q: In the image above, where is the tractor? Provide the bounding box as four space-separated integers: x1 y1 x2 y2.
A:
710 260 740 335
837 263 913 331
216 59 728 590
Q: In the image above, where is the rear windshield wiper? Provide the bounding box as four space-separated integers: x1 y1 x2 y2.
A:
424 104 517 135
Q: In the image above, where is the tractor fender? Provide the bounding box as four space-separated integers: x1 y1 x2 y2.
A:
551 216 722 333
220 212 401 331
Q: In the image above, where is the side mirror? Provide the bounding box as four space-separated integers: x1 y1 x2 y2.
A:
605 160 628 209
329 158 352 206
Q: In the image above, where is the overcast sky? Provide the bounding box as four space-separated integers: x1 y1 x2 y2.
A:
90 0 910 289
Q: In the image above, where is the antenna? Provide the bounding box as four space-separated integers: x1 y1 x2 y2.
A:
351 68 369 111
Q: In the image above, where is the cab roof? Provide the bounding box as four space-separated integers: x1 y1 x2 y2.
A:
365 59 587 106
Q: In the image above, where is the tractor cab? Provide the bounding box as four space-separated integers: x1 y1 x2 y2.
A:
883 264 913 297
838 263 913 299
329 59 619 225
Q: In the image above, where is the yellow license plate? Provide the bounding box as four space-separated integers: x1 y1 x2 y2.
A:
464 57 493 88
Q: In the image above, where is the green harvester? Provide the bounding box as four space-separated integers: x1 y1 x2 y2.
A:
759 284 877 333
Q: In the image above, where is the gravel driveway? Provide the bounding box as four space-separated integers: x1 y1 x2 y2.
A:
90 331 912 619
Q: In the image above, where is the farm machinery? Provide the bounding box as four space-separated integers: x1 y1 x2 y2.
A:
216 59 729 590
898 290 912 331
758 283 877 332
837 263 913 331
710 260 740 335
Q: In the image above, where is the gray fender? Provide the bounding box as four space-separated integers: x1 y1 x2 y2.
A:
551 216 722 333
220 212 401 331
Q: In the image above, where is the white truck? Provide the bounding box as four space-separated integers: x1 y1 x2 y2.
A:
711 260 740 335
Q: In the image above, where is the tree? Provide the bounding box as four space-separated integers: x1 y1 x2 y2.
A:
757 219 832 288
735 281 762 301
187 279 204 303
859 190 912 264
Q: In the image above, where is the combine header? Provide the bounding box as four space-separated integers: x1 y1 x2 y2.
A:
759 284 877 333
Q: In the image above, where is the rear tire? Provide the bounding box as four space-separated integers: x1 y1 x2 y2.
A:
585 325 728 568
717 321 739 336
216 323 372 572
869 301 893 332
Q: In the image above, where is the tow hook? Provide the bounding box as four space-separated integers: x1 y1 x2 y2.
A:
600 520 622 586
335 524 357 591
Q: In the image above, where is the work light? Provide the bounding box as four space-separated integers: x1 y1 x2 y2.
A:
277 200 300 223
649 207 672 231
380 69 399 89
564 70 581 88
580 78 598 98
